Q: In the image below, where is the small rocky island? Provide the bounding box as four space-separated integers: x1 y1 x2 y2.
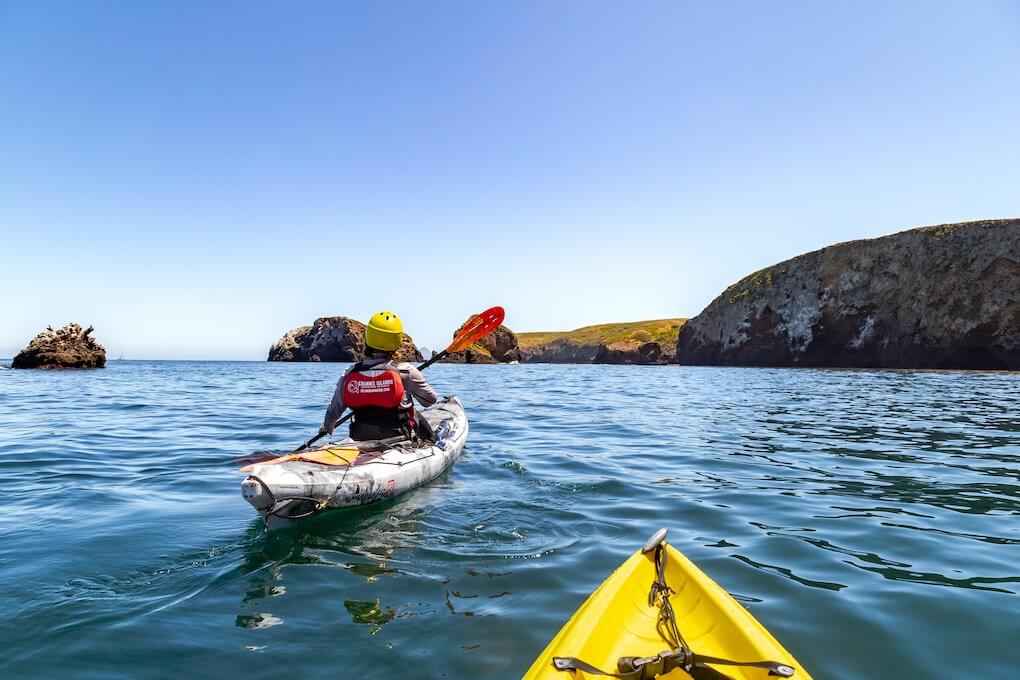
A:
676 219 1020 369
268 316 422 363
12 323 106 369
442 324 522 363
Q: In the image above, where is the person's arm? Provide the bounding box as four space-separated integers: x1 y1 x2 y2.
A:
405 366 438 407
321 369 350 434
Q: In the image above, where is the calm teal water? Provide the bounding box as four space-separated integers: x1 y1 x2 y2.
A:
1 361 1018 678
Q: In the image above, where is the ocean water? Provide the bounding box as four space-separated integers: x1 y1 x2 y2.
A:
1 361 1018 679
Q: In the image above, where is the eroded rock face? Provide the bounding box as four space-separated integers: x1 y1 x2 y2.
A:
676 219 1020 369
12 323 106 369
268 317 422 363
442 324 521 364
519 320 684 365
593 340 675 365
520 340 600 364
525 339 678 365
441 348 498 364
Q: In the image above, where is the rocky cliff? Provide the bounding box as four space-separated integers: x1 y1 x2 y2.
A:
442 324 521 364
593 340 674 365
268 317 422 363
676 219 1020 369
519 319 685 364
12 323 106 369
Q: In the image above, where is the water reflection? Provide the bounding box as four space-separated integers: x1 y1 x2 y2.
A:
343 599 409 633
235 612 283 630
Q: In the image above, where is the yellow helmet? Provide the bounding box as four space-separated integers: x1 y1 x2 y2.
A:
365 311 403 352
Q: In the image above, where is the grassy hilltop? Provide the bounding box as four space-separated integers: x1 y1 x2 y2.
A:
519 319 686 364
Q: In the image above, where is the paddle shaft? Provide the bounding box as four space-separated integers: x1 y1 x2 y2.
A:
416 349 448 372
293 351 448 453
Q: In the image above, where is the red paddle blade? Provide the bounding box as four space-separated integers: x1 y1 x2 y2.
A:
446 306 505 352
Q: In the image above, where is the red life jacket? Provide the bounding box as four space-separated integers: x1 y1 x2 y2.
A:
343 364 405 409
342 360 415 438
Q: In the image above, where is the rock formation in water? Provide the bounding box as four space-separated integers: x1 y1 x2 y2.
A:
676 219 1020 369
12 323 107 369
442 324 521 364
268 317 422 363
519 320 685 365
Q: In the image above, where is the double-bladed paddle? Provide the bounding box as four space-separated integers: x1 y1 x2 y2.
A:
290 305 505 453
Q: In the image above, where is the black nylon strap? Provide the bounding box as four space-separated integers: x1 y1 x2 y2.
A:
553 653 795 680
693 654 795 677
551 657 640 679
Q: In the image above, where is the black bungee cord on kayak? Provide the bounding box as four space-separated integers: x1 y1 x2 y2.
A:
551 531 797 680
248 473 335 532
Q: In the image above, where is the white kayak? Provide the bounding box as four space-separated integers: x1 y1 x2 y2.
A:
241 396 468 530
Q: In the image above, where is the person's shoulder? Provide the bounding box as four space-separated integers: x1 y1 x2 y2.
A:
395 362 430 379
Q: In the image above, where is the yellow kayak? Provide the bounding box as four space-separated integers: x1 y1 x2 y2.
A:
524 529 812 680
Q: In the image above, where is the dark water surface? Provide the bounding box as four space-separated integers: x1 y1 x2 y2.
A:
1 361 1018 678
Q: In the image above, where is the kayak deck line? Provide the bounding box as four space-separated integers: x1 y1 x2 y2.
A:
243 472 338 529
525 528 811 680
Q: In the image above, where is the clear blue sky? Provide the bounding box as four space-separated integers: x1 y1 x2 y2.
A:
2 1 1019 359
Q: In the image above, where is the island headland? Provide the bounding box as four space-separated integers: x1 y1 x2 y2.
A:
519 319 686 365
676 219 1019 369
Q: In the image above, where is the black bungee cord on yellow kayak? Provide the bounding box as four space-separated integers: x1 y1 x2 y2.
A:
552 529 797 680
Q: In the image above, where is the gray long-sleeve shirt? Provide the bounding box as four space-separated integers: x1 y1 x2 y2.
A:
322 358 438 432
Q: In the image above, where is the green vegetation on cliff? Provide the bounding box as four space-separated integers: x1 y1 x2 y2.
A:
519 319 687 364
518 319 686 349
462 343 492 357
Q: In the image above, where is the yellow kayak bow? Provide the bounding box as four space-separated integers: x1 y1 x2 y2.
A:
524 529 812 680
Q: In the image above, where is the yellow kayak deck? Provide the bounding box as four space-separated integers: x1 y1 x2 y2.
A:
524 530 811 680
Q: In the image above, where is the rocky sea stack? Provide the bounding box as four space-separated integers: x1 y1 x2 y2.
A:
676 219 1020 369
268 317 422 363
12 323 106 369
442 324 521 364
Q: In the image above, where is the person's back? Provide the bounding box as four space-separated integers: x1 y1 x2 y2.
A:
321 311 438 442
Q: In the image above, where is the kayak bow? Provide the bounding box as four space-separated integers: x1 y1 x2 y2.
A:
524 528 811 680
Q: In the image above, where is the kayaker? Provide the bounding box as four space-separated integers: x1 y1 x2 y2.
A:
320 311 438 442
